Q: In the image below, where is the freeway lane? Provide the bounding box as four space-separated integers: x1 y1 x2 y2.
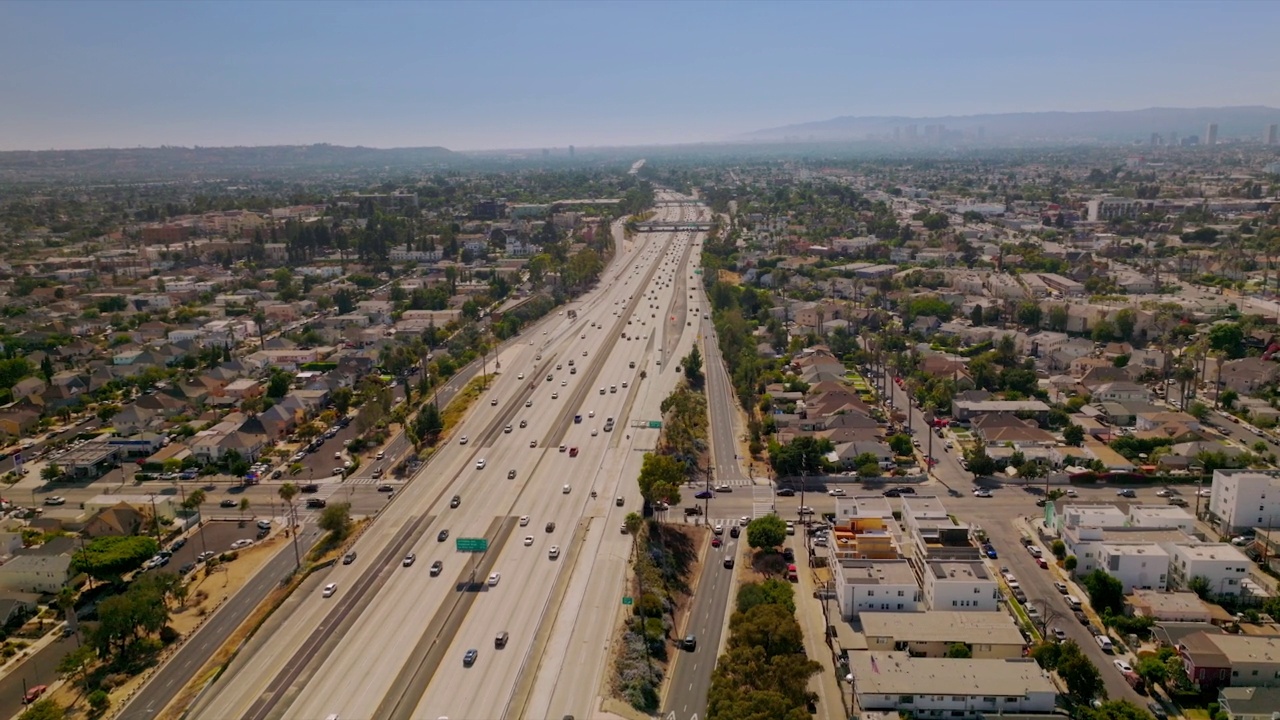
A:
195 196 703 720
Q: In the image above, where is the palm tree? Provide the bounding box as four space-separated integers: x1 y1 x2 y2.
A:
279 482 301 568
239 497 251 522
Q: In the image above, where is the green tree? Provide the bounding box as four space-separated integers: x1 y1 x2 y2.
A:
636 453 684 508
40 355 55 383
333 287 358 314
88 690 111 714
1063 423 1085 446
1051 540 1067 560
1047 304 1070 332
683 344 704 388
18 700 63 720
728 603 806 657
71 535 161 583
331 386 354 415
1064 555 1078 571
965 445 998 477
887 433 913 456
238 497 251 521
945 642 972 658
1188 574 1213 599
1057 640 1104 702
1114 308 1137 342
318 501 352 541
746 515 787 551
737 578 796 614
57 643 95 691
412 402 444 446
41 462 62 482
970 304 984 326
1080 569 1125 614
1220 389 1239 409
1016 301 1043 328
267 370 291 399
1207 322 1246 359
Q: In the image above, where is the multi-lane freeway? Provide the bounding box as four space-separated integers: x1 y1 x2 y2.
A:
187 195 713 720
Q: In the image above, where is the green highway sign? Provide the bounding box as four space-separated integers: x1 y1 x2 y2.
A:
456 537 489 553
694 269 702 275
647 421 663 429
622 596 634 606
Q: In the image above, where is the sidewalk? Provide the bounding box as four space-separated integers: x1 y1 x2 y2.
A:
795 550 849 720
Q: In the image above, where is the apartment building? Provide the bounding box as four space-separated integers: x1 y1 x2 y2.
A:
848 653 1057 716
923 561 1000 611
860 611 1027 659
1166 543 1252 598
833 560 922 619
1208 470 1280 534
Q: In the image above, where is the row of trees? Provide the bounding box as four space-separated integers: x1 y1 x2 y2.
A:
707 578 820 720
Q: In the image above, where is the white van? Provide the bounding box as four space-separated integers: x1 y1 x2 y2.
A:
1065 595 1082 610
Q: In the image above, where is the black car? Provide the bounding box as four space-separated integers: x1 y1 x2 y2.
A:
463 649 478 667
220 498 237 507
437 529 449 542
883 488 902 497
430 560 443 576
897 487 916 495
305 498 327 508
376 484 394 492
450 495 461 508
301 484 319 493
342 551 357 565
776 488 796 497
729 526 740 538
545 521 556 532
256 527 269 539
170 537 187 551
694 490 713 499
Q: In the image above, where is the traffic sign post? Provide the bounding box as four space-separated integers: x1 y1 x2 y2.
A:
622 596 633 606
647 421 662 429
456 537 489 586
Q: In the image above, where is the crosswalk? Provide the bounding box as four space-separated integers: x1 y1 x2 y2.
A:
346 474 399 486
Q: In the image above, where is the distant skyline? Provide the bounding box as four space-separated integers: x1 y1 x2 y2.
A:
2 0 1279 152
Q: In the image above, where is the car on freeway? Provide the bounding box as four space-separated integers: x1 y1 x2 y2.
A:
463 649 478 667
524 536 534 546
546 521 556 533
519 515 530 526
491 398 498 406
437 529 449 542
529 440 537 448
526 400 533 407
450 495 461 508
519 419 528 428
430 560 443 576
403 553 416 567
548 546 560 560
342 551 357 565
459 436 468 445
322 583 337 598
475 459 486 470
487 572 501 586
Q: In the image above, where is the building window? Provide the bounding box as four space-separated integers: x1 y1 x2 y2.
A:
983 697 996 703
898 590 904 597
899 696 914 704
867 590 874 596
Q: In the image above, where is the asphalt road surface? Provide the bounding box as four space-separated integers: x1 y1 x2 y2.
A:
189 196 714 720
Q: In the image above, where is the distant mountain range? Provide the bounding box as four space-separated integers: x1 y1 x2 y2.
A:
0 144 459 182
740 106 1280 144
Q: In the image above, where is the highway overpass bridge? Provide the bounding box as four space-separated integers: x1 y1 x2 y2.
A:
654 199 703 207
635 220 714 232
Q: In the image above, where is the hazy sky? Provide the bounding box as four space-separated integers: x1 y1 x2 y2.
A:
2 0 1277 151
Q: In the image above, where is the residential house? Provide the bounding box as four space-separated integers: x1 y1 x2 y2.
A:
1092 381 1153 403
1218 686 1280 720
82 502 149 538
1217 358 1280 396
1179 632 1280 691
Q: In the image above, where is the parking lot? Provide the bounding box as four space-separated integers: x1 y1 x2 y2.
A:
142 519 273 576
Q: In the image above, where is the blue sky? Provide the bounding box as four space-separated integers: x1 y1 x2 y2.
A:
1 0 1277 151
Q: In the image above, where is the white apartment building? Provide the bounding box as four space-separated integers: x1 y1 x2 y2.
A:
1128 505 1197 534
1095 543 1169 592
1208 470 1280 534
1165 543 1251 598
1087 195 1146 222
833 559 922 619
923 561 1000 611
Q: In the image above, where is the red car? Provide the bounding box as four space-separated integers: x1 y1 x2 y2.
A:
568 447 579 457
711 537 722 548
23 685 47 704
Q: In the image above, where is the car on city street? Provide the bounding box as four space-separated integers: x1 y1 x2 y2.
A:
231 539 254 550
714 484 732 492
220 499 237 507
1055 581 1069 594
828 488 845 496
377 484 393 492
1053 627 1067 642
1116 488 1137 498
973 489 992 498
23 684 48 704
43 496 66 506
695 490 713 499
776 488 796 496
1114 659 1133 673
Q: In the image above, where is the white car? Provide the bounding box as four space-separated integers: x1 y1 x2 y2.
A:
322 582 338 598
230 539 254 550
591 428 598 436
517 373 524 380
1114 658 1133 673
548 546 560 560
1155 489 1172 497
552 392 559 399
828 488 845 496
476 459 486 470
973 489 993 498
588 410 595 417
524 536 534 546
519 515 530 526
459 436 469 445
488 572 501 587
526 400 533 407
